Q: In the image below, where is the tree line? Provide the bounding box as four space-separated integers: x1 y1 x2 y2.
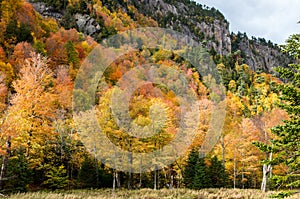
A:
0 0 298 196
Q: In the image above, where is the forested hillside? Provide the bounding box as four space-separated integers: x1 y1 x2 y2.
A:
30 0 291 71
0 0 298 197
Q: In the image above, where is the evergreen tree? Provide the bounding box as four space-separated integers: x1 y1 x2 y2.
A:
78 156 100 188
209 156 228 188
64 41 79 67
255 33 300 190
183 148 199 189
193 156 211 189
270 34 300 189
78 155 113 188
4 151 33 192
44 165 69 190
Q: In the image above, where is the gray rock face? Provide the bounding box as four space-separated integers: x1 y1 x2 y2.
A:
127 0 289 71
129 0 232 56
198 20 231 55
234 36 290 71
31 2 63 21
32 1 101 37
29 0 290 72
75 14 101 36
145 0 179 15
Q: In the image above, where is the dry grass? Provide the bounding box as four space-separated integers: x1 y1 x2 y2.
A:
6 188 300 199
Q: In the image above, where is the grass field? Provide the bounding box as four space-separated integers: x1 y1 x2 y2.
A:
6 188 300 199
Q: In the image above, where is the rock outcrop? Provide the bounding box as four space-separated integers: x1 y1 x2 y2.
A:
127 0 290 71
128 0 231 56
75 14 101 36
31 2 63 21
31 2 101 37
29 0 291 72
231 34 290 71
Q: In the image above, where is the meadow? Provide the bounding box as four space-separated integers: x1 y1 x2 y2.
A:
7 188 300 199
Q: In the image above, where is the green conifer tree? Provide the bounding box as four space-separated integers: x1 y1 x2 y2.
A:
183 148 199 189
209 156 228 188
255 33 300 190
193 156 211 189
269 34 300 189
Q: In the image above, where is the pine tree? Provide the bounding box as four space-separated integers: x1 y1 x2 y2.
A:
269 34 300 189
209 156 228 188
78 156 99 188
193 156 211 189
255 33 300 190
183 148 199 189
65 41 79 67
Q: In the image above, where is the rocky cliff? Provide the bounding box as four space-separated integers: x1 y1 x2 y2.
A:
127 0 232 55
126 0 290 72
231 32 290 71
29 0 290 72
31 1 63 20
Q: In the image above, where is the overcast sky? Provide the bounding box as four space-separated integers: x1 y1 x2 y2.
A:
196 0 300 44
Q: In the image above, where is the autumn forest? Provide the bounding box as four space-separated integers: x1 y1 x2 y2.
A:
0 0 299 198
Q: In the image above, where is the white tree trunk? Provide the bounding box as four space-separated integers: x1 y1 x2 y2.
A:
113 170 116 191
0 137 11 189
261 152 272 192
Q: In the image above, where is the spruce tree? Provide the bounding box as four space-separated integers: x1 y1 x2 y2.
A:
255 33 300 190
183 148 199 189
270 33 300 189
78 156 99 188
193 156 211 189
209 156 228 188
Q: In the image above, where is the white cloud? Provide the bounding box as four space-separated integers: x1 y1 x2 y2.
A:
195 0 300 44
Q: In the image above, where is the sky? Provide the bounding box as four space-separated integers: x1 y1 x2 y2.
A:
196 0 300 44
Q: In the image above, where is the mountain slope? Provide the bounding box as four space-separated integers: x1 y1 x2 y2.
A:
127 0 231 55
0 0 297 192
29 0 290 72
